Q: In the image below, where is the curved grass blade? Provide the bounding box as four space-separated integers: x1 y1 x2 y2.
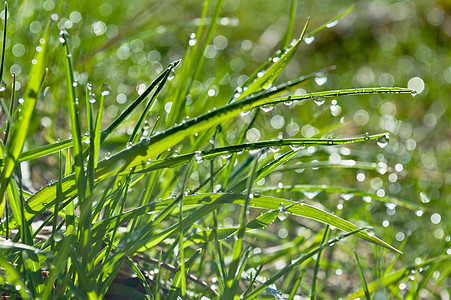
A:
304 6 354 42
259 184 422 210
244 227 369 299
0 23 50 210
237 18 310 101
12 87 413 230
88 193 400 255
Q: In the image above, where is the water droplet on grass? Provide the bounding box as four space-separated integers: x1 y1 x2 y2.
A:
168 69 176 81
126 142 132 150
364 132 369 140
0 80 7 91
314 76 327 86
313 96 325 106
188 33 197 46
290 144 305 151
302 191 319 199
101 83 111 96
105 152 111 160
194 151 203 163
278 203 287 220
253 191 261 198
59 30 68 43
340 193 354 200
377 134 389 148
260 105 274 112
304 36 315 44
270 145 281 153
326 20 339 28
221 153 232 159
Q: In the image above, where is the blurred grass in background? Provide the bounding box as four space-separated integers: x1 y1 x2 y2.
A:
0 0 449 298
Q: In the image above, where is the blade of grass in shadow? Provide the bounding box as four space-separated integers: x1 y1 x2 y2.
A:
354 251 371 300
244 227 369 299
311 226 330 300
0 1 6 83
0 23 50 212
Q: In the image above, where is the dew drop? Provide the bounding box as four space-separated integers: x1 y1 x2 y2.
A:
270 145 281 153
126 142 133 150
59 30 68 43
101 83 111 96
240 110 251 116
313 96 326 106
0 80 7 92
89 95 96 104
326 20 339 28
253 191 261 198
304 36 315 44
340 193 354 201
290 144 305 151
72 80 78 87
302 191 319 199
314 76 327 86
377 134 389 148
221 153 232 159
188 33 197 46
278 203 288 221
194 151 203 163
284 100 293 106
168 69 176 81
105 152 111 160
364 132 369 140
410 90 417 97
260 105 274 112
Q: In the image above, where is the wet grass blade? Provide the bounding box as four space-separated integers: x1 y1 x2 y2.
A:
244 227 369 299
0 23 50 210
304 6 354 41
8 88 413 231
260 184 422 210
237 18 310 100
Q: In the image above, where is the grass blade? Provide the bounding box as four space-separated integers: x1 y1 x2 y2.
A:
0 23 50 211
354 251 371 300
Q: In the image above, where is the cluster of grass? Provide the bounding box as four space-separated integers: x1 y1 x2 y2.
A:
0 0 449 299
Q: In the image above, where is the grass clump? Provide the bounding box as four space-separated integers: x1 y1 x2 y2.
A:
0 1 448 299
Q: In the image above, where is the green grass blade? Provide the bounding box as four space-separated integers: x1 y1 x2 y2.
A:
259 184 422 210
0 1 7 83
0 23 50 210
311 226 330 300
288 269 305 300
237 18 310 100
304 6 354 42
354 251 371 300
281 0 297 49
244 227 369 299
346 254 451 300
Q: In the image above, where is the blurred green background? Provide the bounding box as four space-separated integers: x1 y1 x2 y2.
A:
1 0 449 297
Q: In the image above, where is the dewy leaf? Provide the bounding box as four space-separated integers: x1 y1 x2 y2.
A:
0 24 51 210
4 87 413 230
88 193 400 254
